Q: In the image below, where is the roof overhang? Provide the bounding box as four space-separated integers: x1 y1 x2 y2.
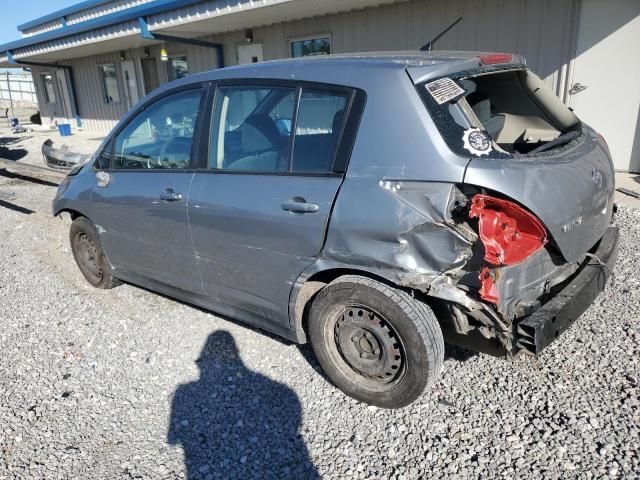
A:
0 0 404 67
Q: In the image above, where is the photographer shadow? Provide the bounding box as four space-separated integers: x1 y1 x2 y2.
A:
168 331 318 479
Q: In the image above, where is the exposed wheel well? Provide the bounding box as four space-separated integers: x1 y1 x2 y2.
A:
293 268 431 344
57 209 84 221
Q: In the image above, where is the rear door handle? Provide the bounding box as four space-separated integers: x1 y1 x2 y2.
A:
281 198 319 213
160 189 183 202
569 82 588 95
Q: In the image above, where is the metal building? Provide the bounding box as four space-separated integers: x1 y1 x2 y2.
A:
0 0 638 171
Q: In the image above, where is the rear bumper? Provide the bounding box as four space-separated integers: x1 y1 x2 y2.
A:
514 226 619 354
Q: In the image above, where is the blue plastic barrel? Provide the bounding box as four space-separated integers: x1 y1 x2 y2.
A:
58 123 72 136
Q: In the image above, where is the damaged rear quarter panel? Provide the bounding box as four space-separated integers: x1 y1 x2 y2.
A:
316 177 477 289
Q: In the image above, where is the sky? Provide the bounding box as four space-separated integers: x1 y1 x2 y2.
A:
0 0 79 45
0 0 79 72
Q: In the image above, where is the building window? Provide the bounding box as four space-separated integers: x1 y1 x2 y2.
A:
99 63 120 103
41 73 56 103
167 55 189 81
289 35 331 58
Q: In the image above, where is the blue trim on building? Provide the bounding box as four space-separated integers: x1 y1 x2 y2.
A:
17 0 114 32
2 0 206 54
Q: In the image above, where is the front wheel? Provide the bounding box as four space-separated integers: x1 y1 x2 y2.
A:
308 275 444 409
69 217 120 289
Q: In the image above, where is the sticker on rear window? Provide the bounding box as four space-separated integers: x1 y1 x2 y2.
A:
463 128 492 156
425 78 466 104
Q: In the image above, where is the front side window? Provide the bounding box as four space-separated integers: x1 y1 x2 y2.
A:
99 64 121 103
290 35 331 57
41 74 56 103
167 55 189 81
210 86 296 171
113 89 202 170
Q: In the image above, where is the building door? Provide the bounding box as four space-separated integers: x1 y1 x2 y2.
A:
569 0 640 171
55 69 74 125
237 43 263 64
120 60 140 110
141 57 160 95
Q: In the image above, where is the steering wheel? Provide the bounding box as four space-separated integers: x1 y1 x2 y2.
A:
155 137 192 169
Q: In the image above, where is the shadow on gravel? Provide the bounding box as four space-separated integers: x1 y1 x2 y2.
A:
168 331 319 480
0 168 60 187
0 198 35 215
0 146 28 161
444 344 478 362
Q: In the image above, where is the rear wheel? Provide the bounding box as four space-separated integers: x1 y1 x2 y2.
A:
69 217 120 289
308 275 444 408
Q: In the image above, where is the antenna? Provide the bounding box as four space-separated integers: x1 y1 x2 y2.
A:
420 16 463 52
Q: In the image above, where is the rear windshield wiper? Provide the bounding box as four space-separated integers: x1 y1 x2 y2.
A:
529 130 579 154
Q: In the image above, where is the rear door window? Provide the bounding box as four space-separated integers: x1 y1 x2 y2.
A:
209 84 350 173
292 89 348 172
209 86 296 171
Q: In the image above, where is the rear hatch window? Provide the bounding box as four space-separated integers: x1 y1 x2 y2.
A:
417 67 581 157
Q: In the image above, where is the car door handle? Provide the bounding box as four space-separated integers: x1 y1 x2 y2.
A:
160 189 183 202
281 198 319 213
569 82 588 95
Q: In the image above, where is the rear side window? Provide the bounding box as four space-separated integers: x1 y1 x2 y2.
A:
209 85 349 173
113 89 202 170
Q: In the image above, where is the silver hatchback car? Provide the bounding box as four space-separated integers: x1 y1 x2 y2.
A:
53 51 618 408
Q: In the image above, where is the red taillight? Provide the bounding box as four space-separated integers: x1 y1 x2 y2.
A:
469 194 547 266
478 53 513 65
478 267 499 304
469 195 548 305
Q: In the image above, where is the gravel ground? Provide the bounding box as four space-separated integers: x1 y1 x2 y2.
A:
0 172 639 479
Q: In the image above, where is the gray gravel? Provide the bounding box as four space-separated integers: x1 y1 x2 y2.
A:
0 172 639 479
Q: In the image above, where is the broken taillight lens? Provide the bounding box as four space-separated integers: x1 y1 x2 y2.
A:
469 194 548 266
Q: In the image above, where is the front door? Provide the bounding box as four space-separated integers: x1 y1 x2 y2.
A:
569 0 640 171
55 69 74 125
91 87 205 292
120 60 140 110
237 43 264 65
141 57 160 95
189 84 352 323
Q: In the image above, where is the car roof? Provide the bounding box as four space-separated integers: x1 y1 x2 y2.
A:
164 50 525 91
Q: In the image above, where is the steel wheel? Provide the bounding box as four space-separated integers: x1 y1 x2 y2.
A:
333 306 406 387
309 275 444 408
74 232 103 284
69 216 120 289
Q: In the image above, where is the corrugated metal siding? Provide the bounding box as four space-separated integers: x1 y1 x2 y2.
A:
22 20 63 38
25 0 580 133
205 0 579 97
67 0 155 25
13 21 139 60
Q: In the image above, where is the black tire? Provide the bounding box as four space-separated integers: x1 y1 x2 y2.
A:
69 216 120 289
308 275 444 409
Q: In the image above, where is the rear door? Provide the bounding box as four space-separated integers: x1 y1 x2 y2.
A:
189 82 357 323
91 86 206 292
